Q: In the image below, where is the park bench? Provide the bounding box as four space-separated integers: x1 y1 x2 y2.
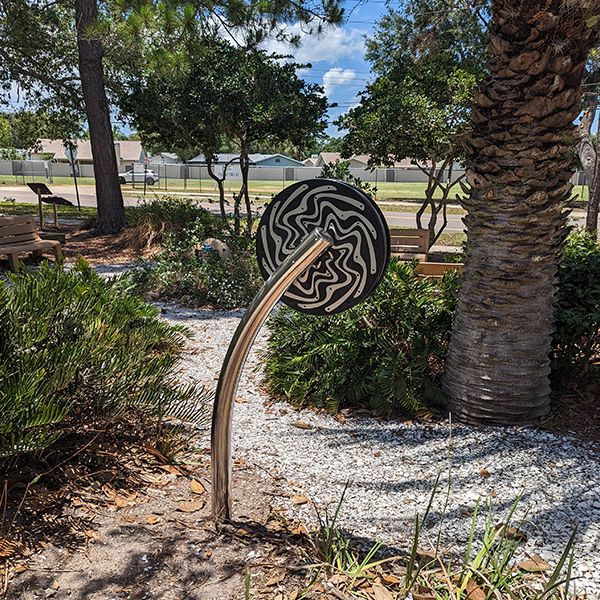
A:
415 261 464 278
389 227 430 261
0 215 62 272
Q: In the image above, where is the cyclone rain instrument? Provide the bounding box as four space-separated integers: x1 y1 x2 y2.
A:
211 179 390 522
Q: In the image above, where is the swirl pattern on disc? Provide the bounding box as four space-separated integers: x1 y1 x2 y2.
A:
256 179 390 315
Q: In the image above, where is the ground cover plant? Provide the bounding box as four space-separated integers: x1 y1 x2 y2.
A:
264 259 460 417
552 229 600 381
126 197 262 309
0 259 209 463
265 231 600 417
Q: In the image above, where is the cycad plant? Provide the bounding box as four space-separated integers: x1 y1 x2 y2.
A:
263 260 459 417
0 259 210 463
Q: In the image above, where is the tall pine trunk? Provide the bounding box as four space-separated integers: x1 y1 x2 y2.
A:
75 0 126 234
443 1 597 425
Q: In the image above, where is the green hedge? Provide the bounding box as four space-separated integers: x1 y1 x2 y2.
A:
264 231 600 416
263 259 459 416
0 260 209 461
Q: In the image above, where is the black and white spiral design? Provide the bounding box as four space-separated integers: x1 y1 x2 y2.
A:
256 179 390 315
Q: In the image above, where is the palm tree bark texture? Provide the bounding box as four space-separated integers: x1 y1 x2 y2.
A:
444 1 599 425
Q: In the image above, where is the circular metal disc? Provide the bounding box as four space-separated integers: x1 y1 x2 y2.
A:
256 179 390 315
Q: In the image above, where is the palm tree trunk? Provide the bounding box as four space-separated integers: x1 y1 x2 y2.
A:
443 1 597 425
75 0 126 234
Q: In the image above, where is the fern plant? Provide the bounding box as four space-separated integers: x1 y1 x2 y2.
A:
263 259 459 417
0 259 210 462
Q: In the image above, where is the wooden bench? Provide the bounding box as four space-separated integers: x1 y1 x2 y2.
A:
389 228 430 261
0 215 62 272
415 262 464 279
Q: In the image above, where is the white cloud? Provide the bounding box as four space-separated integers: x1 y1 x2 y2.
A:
322 68 357 98
261 23 366 64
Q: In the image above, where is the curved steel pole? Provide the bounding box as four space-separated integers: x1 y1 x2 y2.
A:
211 228 333 522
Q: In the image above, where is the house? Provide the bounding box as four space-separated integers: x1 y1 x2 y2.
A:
313 152 370 168
188 153 304 167
31 139 144 170
148 152 180 164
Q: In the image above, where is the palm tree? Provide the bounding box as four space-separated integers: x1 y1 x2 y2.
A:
443 1 600 425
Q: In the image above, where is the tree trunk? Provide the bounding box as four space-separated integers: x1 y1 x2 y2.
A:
75 0 126 234
239 150 252 235
588 145 600 232
443 1 596 425
206 159 227 220
577 96 600 232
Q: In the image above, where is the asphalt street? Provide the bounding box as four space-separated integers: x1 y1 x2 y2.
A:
1 183 585 232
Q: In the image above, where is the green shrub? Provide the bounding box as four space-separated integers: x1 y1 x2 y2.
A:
263 259 459 416
129 222 262 310
0 260 209 462
125 196 226 245
552 229 600 379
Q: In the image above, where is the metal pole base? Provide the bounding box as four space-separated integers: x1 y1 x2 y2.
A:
211 228 333 523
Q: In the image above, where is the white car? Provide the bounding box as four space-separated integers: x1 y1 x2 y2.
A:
118 169 160 185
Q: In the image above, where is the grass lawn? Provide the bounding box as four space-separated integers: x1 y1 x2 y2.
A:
0 175 591 203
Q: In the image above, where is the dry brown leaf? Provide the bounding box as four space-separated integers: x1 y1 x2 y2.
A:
496 524 527 542
518 554 551 573
160 464 185 476
371 583 394 600
381 573 402 585
13 565 29 574
0 538 22 558
480 468 491 478
373 451 382 457
291 495 309 506
291 421 313 430
190 479 206 495
465 579 486 600
413 585 436 600
265 570 286 587
146 515 161 525
416 548 436 561
175 501 204 513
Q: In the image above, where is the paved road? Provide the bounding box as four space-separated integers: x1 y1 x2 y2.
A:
1 183 584 232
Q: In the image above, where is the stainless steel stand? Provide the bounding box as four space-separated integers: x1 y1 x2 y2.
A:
211 228 333 522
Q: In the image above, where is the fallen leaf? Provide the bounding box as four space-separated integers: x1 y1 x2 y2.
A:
416 548 436 561
518 554 551 573
480 468 491 478
291 421 313 430
146 515 161 525
13 565 29 574
0 538 22 558
291 495 309 506
371 583 394 600
373 451 382 457
51 581 60 591
265 570 286 587
413 584 436 600
465 579 486 600
190 479 206 495
496 524 527 542
381 573 402 585
205 549 213 558
175 501 204 513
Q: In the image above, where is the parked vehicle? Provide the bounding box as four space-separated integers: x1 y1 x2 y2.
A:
118 168 160 185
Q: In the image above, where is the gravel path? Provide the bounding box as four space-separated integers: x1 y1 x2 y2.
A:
163 307 600 596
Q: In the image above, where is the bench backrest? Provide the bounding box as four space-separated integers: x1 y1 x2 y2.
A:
0 215 40 246
415 262 464 278
389 227 430 256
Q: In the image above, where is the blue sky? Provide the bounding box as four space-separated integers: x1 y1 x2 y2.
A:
263 1 387 136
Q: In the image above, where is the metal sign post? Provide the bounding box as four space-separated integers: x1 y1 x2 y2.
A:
211 179 390 522
64 144 81 211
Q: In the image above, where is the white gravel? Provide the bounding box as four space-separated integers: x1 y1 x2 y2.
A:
163 306 600 597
